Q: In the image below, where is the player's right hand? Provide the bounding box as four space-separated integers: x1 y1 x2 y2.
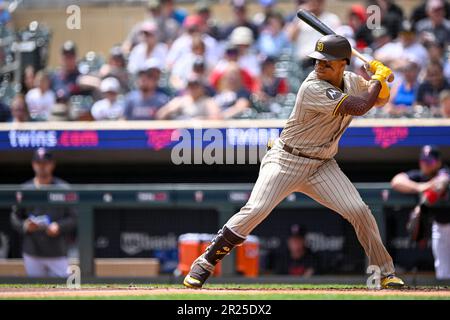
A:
377 80 390 100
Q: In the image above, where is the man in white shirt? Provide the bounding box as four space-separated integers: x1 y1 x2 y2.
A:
25 70 55 121
127 21 168 75
166 14 221 71
90 77 125 121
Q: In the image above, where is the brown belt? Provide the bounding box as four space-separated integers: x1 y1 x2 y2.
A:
282 143 325 161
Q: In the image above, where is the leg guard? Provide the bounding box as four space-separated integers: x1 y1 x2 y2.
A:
204 226 246 265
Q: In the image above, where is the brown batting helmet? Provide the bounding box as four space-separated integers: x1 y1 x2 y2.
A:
308 34 352 65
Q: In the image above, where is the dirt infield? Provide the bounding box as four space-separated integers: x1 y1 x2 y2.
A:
1 286 450 299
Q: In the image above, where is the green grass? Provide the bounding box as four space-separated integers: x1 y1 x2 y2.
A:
1 284 449 300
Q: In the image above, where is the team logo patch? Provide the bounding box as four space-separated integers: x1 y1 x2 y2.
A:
325 88 342 100
317 41 324 52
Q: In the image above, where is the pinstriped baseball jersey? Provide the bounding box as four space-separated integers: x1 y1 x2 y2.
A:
194 68 397 278
280 70 371 160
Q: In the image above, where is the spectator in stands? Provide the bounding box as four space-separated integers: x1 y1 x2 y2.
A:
124 61 170 120
209 44 256 93
371 26 393 61
287 0 341 69
0 0 11 26
170 35 210 91
439 90 450 117
127 21 168 75
347 4 372 50
214 63 251 119
10 94 29 123
254 56 289 101
257 11 291 58
166 14 220 71
159 0 187 26
10 148 77 278
195 0 221 41
253 0 277 30
91 77 125 121
391 146 450 280
416 0 450 46
416 61 450 110
425 41 450 81
0 101 11 122
25 70 55 121
229 26 261 77
123 0 183 53
375 21 429 69
156 75 221 120
384 60 420 117
367 0 404 39
51 41 81 102
98 46 130 92
191 57 216 97
22 65 36 95
411 0 450 27
274 224 316 276
222 0 259 42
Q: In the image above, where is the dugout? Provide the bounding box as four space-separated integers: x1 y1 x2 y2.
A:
0 183 447 281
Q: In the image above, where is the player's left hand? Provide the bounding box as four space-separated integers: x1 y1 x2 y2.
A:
366 60 384 73
366 60 394 83
371 65 392 84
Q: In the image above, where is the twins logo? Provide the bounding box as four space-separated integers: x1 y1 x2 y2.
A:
373 127 409 148
146 129 179 151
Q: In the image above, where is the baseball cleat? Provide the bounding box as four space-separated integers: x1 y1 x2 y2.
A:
381 274 405 289
183 263 211 289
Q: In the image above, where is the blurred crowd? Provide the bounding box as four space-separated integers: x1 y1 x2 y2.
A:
2 0 450 122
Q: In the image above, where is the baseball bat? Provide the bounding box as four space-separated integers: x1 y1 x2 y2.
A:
296 9 394 82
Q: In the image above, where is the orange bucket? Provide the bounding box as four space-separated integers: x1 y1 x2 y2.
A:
178 234 221 276
236 235 259 277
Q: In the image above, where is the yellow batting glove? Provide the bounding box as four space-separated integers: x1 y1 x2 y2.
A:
371 65 392 83
377 80 390 100
367 60 384 73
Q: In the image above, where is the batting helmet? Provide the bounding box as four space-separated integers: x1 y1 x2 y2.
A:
308 34 352 65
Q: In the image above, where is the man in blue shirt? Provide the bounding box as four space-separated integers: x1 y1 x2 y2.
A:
124 61 170 120
51 41 81 101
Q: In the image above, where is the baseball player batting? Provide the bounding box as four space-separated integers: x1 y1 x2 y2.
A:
183 34 405 289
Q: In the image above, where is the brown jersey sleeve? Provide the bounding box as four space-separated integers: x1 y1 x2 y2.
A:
334 80 382 116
